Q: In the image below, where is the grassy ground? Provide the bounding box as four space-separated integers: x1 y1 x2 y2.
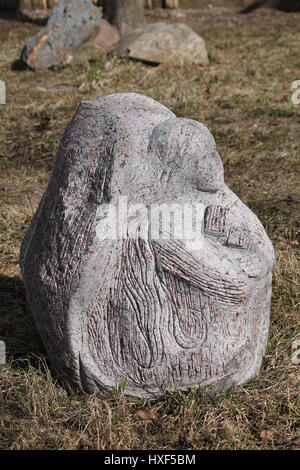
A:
0 5 299 450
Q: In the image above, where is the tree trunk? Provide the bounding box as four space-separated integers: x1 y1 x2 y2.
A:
163 0 179 7
144 0 180 7
103 0 145 35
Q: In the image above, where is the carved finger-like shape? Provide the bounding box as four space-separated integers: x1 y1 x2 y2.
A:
154 238 250 305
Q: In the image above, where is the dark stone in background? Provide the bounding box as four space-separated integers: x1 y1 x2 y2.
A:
21 0 102 70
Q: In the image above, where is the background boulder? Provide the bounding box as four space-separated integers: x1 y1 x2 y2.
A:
21 0 101 70
117 22 209 64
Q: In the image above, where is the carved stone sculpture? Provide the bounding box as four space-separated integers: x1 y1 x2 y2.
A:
20 93 275 397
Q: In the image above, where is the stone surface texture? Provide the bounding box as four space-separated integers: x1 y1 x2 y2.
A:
102 0 145 36
20 93 275 398
116 22 209 65
21 0 102 70
93 19 120 50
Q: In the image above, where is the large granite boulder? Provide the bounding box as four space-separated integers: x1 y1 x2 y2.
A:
116 22 209 65
20 93 274 397
21 0 102 70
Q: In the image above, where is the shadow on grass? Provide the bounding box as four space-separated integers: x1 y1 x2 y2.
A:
11 58 28 71
0 274 45 367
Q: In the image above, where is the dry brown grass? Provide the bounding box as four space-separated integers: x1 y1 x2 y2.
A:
0 5 299 450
